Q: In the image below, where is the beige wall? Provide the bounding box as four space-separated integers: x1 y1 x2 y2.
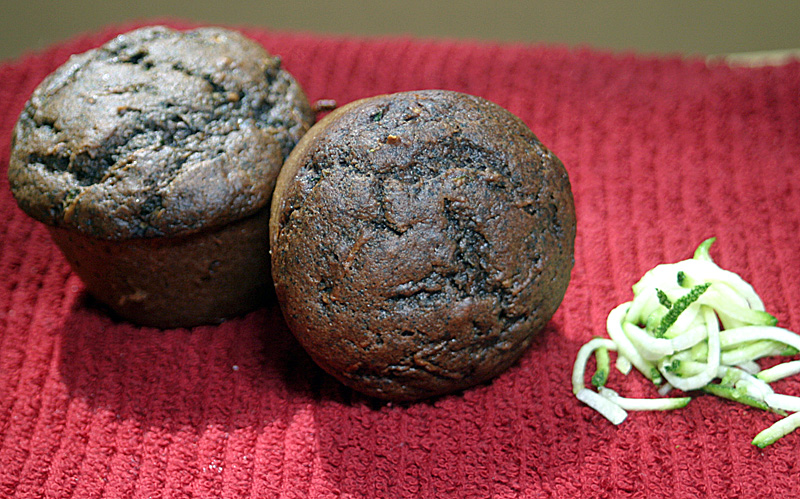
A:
3 0 800 61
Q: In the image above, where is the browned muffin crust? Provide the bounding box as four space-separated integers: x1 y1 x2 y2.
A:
7 26 314 328
9 26 313 240
271 90 576 401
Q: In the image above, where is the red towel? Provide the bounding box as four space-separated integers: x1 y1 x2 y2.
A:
2 21 800 498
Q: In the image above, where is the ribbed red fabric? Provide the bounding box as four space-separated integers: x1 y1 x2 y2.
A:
2 21 800 498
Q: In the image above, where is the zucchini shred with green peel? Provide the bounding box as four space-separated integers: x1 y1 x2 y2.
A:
573 237 800 448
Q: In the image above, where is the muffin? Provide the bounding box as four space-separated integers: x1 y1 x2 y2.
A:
8 26 314 328
270 90 576 401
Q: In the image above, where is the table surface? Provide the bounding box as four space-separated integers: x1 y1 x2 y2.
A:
1 22 799 499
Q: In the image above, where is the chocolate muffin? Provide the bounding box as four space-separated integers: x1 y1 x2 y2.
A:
8 26 314 328
270 90 576 401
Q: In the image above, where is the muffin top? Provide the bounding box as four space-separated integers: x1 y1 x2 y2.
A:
270 90 576 400
9 26 313 239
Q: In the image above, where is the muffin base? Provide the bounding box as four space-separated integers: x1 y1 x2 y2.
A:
49 208 271 328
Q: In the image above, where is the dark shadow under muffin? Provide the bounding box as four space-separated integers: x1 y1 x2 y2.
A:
270 90 576 401
8 26 314 327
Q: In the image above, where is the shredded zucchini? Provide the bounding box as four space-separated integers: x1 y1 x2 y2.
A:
573 238 800 447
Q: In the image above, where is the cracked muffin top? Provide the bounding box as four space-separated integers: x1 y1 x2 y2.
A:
9 26 313 239
270 90 576 401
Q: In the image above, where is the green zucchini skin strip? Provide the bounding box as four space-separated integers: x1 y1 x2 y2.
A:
693 237 717 262
752 411 800 448
592 346 611 388
701 384 775 413
654 283 711 338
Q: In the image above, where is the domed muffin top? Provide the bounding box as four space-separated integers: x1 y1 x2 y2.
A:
9 26 313 239
270 90 576 400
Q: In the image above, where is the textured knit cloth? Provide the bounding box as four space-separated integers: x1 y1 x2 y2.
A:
2 22 800 499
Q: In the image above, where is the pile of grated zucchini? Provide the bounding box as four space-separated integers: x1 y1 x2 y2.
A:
573 238 800 448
